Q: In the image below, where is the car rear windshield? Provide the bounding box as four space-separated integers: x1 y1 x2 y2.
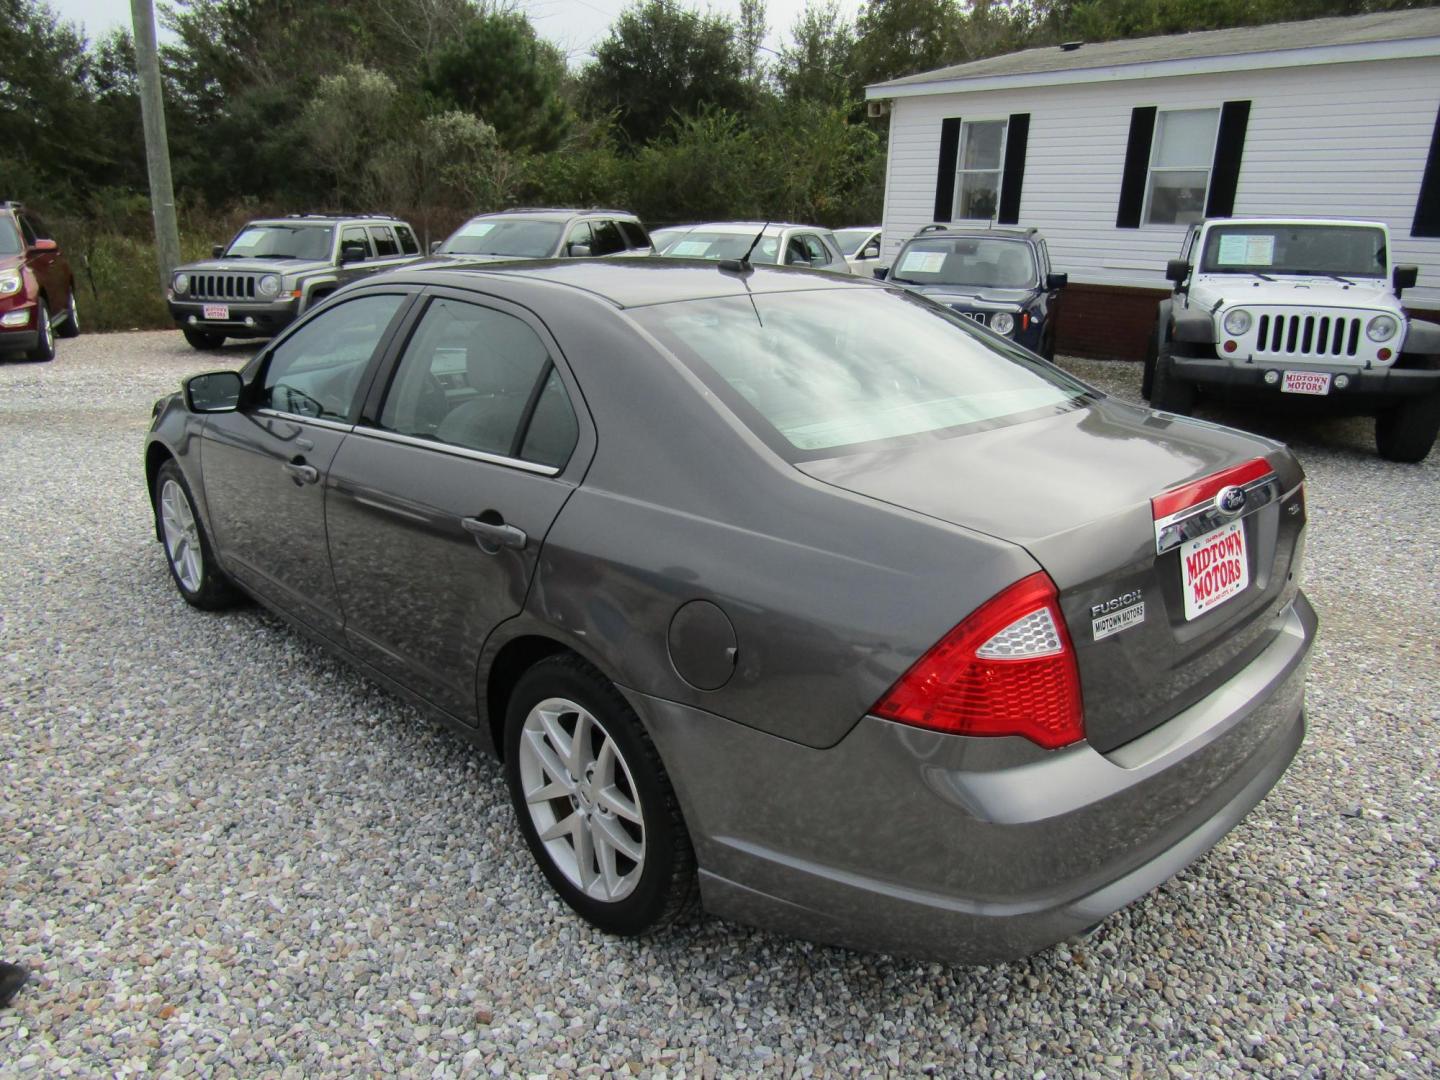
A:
1199 224 1387 277
890 236 1037 289
659 232 781 264
0 218 20 255
832 228 874 256
631 288 1089 459
441 220 562 258
225 224 334 260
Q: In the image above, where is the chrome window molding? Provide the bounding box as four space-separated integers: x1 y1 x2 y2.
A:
255 407 353 433
351 424 561 476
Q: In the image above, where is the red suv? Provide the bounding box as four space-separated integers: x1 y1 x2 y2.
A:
0 202 80 362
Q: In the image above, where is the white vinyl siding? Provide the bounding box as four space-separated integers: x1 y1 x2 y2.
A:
880 55 1440 312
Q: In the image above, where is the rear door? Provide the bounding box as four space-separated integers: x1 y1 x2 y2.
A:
325 290 593 720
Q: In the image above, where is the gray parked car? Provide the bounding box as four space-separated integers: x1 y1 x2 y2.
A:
168 214 422 349
656 222 853 274
145 260 1314 963
432 209 654 262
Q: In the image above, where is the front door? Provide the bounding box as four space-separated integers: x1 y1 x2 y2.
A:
200 291 411 639
325 292 589 720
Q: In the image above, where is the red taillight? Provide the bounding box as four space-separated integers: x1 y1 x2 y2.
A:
1150 457 1271 520
872 572 1084 749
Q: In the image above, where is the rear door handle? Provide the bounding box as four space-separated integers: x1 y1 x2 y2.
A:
283 460 320 485
462 516 527 551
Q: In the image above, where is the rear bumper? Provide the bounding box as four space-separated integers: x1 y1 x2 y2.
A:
632 590 1316 964
1172 354 1440 405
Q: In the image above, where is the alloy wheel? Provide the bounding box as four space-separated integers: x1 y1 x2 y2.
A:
159 478 203 593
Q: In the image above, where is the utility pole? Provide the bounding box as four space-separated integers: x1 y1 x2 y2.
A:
130 0 181 293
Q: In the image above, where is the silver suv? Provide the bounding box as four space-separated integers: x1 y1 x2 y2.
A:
432 209 655 261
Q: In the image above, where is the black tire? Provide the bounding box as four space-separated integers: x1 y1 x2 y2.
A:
504 654 698 936
1149 343 1196 415
1141 326 1159 401
154 459 243 609
27 299 55 362
56 287 81 338
182 327 226 350
1375 396 1440 463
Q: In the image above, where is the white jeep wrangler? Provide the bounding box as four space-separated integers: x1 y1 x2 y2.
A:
1144 217 1440 462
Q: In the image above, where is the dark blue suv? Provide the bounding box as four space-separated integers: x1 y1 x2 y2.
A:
880 226 1067 359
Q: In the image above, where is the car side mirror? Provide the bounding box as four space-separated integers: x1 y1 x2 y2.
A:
429 240 442 255
31 238 59 253
1393 264 1418 296
873 266 889 280
567 242 592 258
340 241 367 264
862 241 880 259
212 244 225 258
1047 272 1068 289
184 370 243 413
1165 259 1191 285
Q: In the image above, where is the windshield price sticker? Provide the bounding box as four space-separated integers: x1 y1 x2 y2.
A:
670 240 712 256
1282 370 1331 395
1216 234 1275 266
1180 520 1249 620
899 250 946 274
458 222 495 237
202 304 229 320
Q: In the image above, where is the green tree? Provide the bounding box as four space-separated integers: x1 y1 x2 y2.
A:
854 0 966 86
776 1 860 105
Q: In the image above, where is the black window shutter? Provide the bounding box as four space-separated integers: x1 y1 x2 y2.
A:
1205 100 1251 218
1116 106 1157 229
997 113 1030 225
934 117 962 222
1413 103 1440 238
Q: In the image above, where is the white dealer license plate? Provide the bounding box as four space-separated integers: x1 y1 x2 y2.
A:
1281 370 1330 395
1180 520 1249 620
202 304 230 321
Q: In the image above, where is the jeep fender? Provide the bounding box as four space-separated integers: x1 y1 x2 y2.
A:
1169 303 1215 345
300 277 340 312
1402 318 1440 357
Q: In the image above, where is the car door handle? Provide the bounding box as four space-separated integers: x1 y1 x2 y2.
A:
283 460 320 485
462 516 527 551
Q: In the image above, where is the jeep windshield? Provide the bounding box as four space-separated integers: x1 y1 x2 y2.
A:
440 220 562 257
1199 224 1386 278
224 224 333 260
890 237 1037 289
632 287 1088 460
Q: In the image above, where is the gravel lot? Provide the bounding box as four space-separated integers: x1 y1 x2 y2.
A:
2 330 1437 1078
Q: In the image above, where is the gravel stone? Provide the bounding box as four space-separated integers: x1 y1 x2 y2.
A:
1 333 1437 1077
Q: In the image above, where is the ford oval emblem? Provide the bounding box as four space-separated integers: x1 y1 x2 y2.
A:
1215 486 1247 516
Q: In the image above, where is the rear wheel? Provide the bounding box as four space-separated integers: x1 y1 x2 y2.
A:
27 300 55 362
56 288 81 338
182 327 226 350
1141 326 1160 401
504 655 697 936
155 460 242 609
1375 396 1440 463
1149 343 1195 415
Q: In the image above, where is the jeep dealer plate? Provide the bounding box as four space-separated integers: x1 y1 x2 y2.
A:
202 304 230 321
1281 370 1331 395
1180 520 1249 620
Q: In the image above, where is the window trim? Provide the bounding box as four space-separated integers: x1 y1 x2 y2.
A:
1141 106 1221 228
347 424 562 476
951 118 1010 224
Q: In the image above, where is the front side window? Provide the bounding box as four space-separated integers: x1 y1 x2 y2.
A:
566 222 594 255
341 226 371 261
954 120 1007 221
226 224 335 260
440 219 563 258
1145 109 1219 226
377 297 575 465
260 294 405 420
1199 224 1387 278
632 289 1088 458
890 237 1037 289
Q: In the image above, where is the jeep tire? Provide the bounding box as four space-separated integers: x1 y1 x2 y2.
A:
1142 325 1160 401
183 327 226 350
1149 343 1195 414
1375 395 1440 463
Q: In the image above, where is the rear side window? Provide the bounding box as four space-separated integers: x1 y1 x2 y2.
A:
395 224 420 255
590 220 626 256
370 226 400 257
632 289 1089 458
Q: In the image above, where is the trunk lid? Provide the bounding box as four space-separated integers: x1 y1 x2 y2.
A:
798 398 1306 753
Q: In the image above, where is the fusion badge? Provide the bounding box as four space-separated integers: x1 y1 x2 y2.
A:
1091 590 1145 641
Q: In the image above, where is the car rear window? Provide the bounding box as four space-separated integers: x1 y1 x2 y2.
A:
631 288 1089 459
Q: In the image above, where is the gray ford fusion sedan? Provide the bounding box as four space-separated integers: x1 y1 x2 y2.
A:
145 259 1315 963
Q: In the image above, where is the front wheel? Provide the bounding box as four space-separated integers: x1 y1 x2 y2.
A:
1149 344 1196 415
504 655 697 936
1375 396 1440 463
182 327 226 350
155 460 242 609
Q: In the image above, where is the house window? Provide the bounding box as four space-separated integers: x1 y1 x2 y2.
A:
954 120 1008 221
1144 108 1219 226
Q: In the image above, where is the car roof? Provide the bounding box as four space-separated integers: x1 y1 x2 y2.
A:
910 226 1039 241
248 215 405 226
376 258 880 310
1199 217 1388 229
464 208 640 223
668 222 826 235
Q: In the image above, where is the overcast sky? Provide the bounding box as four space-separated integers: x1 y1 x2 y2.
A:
50 0 861 65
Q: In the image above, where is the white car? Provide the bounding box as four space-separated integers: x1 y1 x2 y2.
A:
833 226 882 276
656 222 854 275
1147 217 1440 462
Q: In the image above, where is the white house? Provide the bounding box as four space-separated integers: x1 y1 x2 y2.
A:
865 9 1440 359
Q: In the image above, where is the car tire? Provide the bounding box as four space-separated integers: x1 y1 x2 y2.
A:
154 460 243 609
1375 395 1440 463
1141 326 1160 401
56 287 81 338
27 299 55 362
183 327 226 350
1149 343 1195 415
504 654 698 936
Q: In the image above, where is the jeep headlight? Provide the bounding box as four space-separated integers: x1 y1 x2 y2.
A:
1366 315 1398 342
172 272 189 296
1223 308 1252 335
991 312 1015 335
257 274 281 298
0 270 22 296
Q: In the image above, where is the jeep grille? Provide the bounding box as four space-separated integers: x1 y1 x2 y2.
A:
189 274 258 301
1254 313 1361 359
